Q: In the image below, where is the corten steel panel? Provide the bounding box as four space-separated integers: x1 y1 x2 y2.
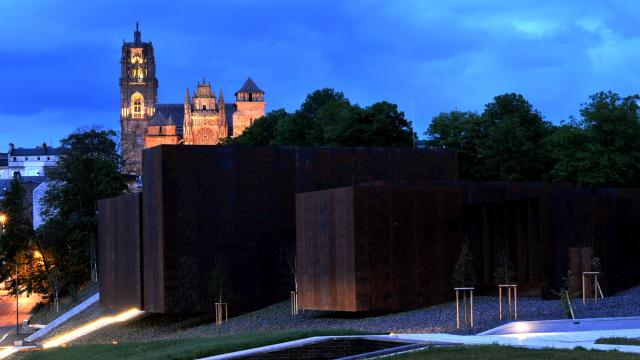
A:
297 182 465 312
141 145 450 314
298 181 640 312
98 193 143 310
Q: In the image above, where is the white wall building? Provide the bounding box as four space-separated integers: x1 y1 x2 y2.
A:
32 181 51 229
2 143 62 179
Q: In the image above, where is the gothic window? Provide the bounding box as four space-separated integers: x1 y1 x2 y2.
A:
131 93 144 118
136 133 144 146
195 128 217 144
203 104 207 110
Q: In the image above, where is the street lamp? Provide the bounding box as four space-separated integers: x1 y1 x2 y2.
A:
0 213 6 237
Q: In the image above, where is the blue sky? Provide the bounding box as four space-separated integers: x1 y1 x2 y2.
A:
2 0 640 148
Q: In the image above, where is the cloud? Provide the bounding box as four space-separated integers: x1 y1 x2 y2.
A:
1 0 639 143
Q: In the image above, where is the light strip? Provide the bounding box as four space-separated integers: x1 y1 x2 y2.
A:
0 347 18 359
42 308 143 349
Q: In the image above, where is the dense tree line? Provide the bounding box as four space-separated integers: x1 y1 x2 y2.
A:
426 91 640 187
228 88 416 147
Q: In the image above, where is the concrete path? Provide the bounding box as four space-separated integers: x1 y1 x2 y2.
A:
393 325 640 354
200 317 640 359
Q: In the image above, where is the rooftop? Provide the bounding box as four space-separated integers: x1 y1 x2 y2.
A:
9 143 63 157
236 77 264 94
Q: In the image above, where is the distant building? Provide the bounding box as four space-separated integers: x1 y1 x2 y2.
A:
32 181 51 229
0 153 8 179
0 174 46 228
120 23 266 176
2 143 62 179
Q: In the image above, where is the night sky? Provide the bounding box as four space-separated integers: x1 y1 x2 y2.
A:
2 1 640 148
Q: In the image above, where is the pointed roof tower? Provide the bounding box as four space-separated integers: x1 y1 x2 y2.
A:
235 77 264 102
235 77 264 95
134 21 141 43
218 88 225 107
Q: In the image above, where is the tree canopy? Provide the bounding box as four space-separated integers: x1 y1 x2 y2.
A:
426 91 640 187
39 129 127 292
229 88 415 147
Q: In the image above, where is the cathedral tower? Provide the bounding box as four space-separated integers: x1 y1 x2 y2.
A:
120 22 158 175
233 78 265 137
183 81 228 145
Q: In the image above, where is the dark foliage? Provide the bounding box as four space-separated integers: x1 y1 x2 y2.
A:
230 88 415 147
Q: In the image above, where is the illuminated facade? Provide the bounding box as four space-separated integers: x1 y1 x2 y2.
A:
120 24 266 175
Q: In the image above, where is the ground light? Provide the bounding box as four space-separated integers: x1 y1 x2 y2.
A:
0 346 18 359
42 308 143 349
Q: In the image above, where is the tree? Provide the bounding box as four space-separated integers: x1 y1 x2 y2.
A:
426 93 552 181
40 129 127 292
426 111 486 179
232 88 415 147
545 92 640 187
452 241 476 287
0 175 37 295
494 249 516 285
333 101 414 147
229 109 289 145
273 89 354 145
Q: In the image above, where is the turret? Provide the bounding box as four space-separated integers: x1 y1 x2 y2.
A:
218 88 227 138
134 21 141 43
232 78 266 137
235 77 264 102
183 88 193 144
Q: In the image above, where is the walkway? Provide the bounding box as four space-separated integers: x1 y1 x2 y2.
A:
393 317 640 354
201 317 640 359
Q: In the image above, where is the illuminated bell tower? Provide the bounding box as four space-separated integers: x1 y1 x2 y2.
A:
120 22 158 176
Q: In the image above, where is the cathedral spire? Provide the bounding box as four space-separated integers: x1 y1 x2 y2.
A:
219 88 227 138
134 22 141 43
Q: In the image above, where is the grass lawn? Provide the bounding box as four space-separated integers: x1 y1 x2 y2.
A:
595 338 640 346
16 329 369 360
390 345 640 359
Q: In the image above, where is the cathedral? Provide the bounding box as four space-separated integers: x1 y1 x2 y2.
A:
120 24 266 175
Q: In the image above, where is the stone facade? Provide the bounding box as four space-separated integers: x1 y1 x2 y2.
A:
119 24 266 176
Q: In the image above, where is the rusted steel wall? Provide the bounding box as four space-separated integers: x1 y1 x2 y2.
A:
98 193 143 310
296 186 358 311
141 145 455 314
298 182 640 312
297 182 465 312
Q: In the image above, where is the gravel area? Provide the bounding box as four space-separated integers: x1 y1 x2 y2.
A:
52 285 640 345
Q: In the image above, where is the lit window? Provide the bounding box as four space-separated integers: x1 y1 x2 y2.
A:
131 94 144 119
